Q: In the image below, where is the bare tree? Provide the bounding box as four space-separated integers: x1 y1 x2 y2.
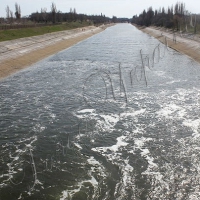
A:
73 8 77 21
15 3 21 20
69 8 73 21
41 7 47 23
5 6 14 24
51 2 57 23
57 10 63 22
194 14 197 34
10 10 14 24
5 6 10 20
35 11 40 23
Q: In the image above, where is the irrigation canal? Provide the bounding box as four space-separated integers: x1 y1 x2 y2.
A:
1 24 200 199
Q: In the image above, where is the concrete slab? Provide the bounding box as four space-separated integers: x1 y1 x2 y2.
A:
0 24 113 79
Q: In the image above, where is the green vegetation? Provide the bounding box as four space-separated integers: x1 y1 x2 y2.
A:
0 21 92 42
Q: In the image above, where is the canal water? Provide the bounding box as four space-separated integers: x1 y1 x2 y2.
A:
1 24 200 200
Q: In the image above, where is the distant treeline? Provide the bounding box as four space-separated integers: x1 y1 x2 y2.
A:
2 2 132 26
30 11 110 25
29 9 130 25
2 2 111 25
132 2 200 32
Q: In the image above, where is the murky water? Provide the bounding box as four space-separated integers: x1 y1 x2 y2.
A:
1 24 200 200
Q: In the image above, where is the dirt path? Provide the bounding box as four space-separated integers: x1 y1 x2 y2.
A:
0 25 112 80
136 25 200 64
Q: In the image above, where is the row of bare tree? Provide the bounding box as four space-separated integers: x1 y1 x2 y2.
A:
3 2 110 25
5 3 21 23
132 2 199 33
4 2 58 24
30 3 110 25
31 3 78 24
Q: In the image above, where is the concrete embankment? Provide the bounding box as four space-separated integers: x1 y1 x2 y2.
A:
134 25 200 64
0 24 112 80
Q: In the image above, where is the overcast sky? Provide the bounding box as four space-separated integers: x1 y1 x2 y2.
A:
1 0 200 18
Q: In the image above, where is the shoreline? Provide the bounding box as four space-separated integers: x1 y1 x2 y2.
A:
134 25 200 64
0 24 112 80
2 24 199 81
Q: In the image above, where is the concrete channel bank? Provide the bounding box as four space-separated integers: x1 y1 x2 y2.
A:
135 25 200 64
0 24 112 79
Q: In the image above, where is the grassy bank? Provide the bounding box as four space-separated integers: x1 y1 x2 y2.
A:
0 21 92 42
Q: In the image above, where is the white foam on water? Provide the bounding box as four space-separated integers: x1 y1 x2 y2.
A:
114 158 135 200
122 159 134 185
60 180 85 200
60 156 107 200
109 136 128 152
87 156 101 166
92 134 135 199
32 124 46 132
0 183 7 188
25 144 32 148
0 135 40 192
153 70 167 78
133 137 158 172
50 113 56 119
175 88 195 102
73 143 82 149
60 190 70 200
134 137 153 149
77 109 95 114
166 79 182 85
75 109 97 119
60 176 98 200
121 108 146 118
92 135 137 199
92 136 128 153
141 132 200 199
100 114 119 125
87 156 107 178
183 118 200 136
142 150 158 170
75 109 119 133
156 103 186 119
94 114 119 132
17 193 22 199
